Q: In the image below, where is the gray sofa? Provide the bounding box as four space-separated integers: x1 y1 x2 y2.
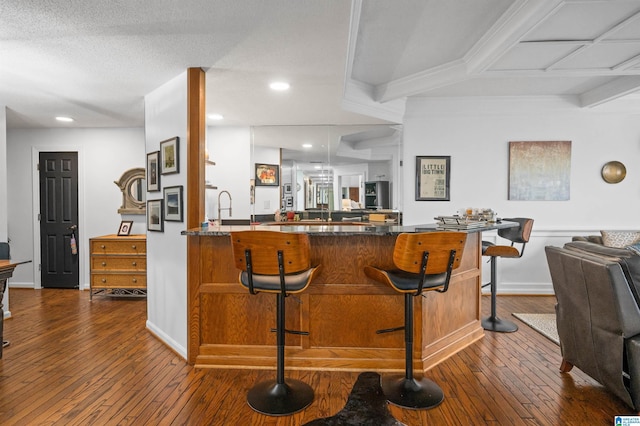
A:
546 239 640 412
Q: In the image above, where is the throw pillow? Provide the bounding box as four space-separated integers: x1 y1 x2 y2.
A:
601 230 640 248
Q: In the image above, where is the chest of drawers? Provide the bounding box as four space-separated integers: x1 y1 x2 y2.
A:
89 234 146 300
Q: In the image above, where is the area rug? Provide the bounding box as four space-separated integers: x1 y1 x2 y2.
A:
512 313 559 345
302 371 405 425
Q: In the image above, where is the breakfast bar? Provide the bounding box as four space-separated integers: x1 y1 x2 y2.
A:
184 221 515 373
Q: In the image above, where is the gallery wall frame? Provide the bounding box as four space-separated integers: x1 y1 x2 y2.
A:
255 163 279 186
508 141 571 201
160 137 179 175
146 151 160 192
147 199 164 232
163 185 183 222
415 156 450 201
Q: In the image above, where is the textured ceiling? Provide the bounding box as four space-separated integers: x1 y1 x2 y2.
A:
2 0 640 131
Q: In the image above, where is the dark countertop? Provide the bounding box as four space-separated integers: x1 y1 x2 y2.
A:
182 220 518 237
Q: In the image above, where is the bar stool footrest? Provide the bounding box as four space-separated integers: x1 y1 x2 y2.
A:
247 379 314 416
482 315 518 333
269 328 309 335
376 325 405 334
381 375 444 410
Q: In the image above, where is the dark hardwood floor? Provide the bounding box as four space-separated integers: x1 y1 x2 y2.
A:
0 288 634 425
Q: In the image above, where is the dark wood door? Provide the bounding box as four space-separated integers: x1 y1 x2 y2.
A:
39 152 79 289
348 187 359 202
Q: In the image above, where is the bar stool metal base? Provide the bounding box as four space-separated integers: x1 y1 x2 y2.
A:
247 379 314 416
381 375 444 410
482 315 518 333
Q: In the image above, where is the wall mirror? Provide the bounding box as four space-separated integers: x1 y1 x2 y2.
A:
251 124 403 214
115 167 146 214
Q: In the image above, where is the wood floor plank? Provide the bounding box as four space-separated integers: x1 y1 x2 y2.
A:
0 289 635 425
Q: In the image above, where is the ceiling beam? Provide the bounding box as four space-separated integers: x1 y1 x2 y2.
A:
580 76 640 107
374 60 468 103
465 0 564 73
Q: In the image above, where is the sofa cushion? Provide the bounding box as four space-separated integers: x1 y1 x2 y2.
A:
565 241 633 259
601 230 640 248
572 235 604 244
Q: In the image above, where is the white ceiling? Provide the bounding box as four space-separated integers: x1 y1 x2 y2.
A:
2 0 640 131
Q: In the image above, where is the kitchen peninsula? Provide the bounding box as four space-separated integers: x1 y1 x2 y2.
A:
183 221 516 373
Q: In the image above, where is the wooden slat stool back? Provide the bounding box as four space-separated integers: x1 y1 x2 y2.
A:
481 217 534 332
230 230 321 416
364 231 467 410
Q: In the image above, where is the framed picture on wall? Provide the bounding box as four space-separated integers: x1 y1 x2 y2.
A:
415 155 450 201
163 185 183 222
508 141 571 201
146 151 160 192
147 200 164 232
160 136 179 175
255 163 279 186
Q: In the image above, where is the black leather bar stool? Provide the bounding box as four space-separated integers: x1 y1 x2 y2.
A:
364 231 467 409
481 217 534 332
230 230 321 416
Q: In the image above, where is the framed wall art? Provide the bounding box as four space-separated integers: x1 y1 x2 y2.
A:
508 141 571 201
160 136 179 175
146 151 160 192
415 156 450 201
147 199 164 232
163 185 183 222
255 163 279 186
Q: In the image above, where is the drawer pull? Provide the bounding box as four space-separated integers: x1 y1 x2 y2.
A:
101 262 106 267
132 261 137 266
101 245 106 249
132 278 137 283
132 245 137 250
101 278 107 283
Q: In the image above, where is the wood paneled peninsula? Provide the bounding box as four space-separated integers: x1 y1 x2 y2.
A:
183 222 516 372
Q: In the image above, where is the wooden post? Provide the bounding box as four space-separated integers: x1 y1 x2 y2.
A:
186 67 205 364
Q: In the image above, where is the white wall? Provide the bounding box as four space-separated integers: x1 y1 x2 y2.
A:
144 72 188 358
403 96 640 294
206 126 251 220
0 107 7 317
0 107 7 243
7 128 145 289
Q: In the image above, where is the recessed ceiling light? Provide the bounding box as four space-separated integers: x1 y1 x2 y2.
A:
269 81 290 91
208 113 224 120
302 143 312 148
55 116 74 122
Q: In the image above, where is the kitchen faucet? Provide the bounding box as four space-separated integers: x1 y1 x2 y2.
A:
218 190 232 220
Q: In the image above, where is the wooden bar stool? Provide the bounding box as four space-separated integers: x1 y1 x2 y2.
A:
230 230 321 416
364 231 467 409
481 217 534 332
